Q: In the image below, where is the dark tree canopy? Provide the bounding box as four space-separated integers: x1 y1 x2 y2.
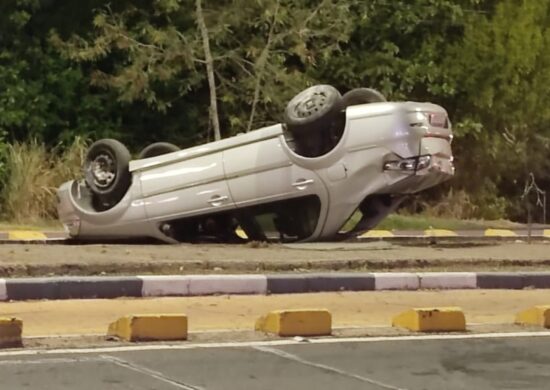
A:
1 0 549 221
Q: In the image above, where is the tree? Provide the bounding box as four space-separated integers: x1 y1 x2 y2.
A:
54 0 357 138
0 0 123 144
442 0 550 218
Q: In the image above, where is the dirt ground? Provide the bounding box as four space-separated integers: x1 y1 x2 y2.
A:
0 241 549 276
2 290 549 337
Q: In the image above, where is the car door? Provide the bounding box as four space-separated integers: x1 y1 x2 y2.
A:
223 136 329 240
139 151 235 222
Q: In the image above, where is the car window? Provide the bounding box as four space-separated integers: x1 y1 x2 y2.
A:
237 195 321 242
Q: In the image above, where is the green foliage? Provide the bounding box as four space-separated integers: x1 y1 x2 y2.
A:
0 0 549 222
0 138 87 222
0 0 123 144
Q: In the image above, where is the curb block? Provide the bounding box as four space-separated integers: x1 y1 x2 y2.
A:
515 306 550 328
4 277 142 300
7 231 47 241
0 279 6 301
392 307 466 332
108 314 188 341
255 309 332 336
476 273 526 289
419 272 477 289
187 275 267 296
373 273 420 290
484 229 516 237
0 317 23 348
2 272 550 301
139 275 191 297
266 273 375 294
139 275 268 296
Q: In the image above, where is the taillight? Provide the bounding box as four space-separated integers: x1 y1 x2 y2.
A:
428 112 448 128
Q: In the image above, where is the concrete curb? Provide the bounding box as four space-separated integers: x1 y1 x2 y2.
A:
0 229 549 244
2 272 550 301
3 276 143 300
0 279 7 301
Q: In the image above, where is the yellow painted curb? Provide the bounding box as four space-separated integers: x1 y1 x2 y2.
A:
424 229 458 237
255 309 331 337
0 317 23 348
515 305 550 328
7 231 47 240
392 307 466 332
543 229 550 238
108 314 188 342
484 229 516 237
359 230 394 238
235 228 248 239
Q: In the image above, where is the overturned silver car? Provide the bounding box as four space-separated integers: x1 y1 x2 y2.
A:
57 85 454 243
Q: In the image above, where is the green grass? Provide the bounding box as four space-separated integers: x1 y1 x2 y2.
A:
377 213 523 230
341 211 524 232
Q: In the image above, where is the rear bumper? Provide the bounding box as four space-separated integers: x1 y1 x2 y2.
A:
382 154 454 194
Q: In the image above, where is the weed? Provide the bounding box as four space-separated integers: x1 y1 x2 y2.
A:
0 138 87 223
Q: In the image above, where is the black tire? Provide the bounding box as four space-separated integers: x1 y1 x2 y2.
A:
138 142 180 159
284 85 342 134
84 139 131 203
340 88 386 109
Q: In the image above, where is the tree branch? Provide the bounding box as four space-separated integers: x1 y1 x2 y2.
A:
196 0 221 140
247 0 280 132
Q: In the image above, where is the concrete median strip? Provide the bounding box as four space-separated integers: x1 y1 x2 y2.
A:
0 318 23 348
108 314 188 342
2 272 550 301
392 307 466 332
255 309 332 336
515 306 550 329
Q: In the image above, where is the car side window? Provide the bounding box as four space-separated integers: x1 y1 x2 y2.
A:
237 195 321 242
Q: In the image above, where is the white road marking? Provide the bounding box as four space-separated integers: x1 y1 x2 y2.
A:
254 345 405 390
1 331 550 357
21 323 498 339
0 357 102 365
24 333 105 339
100 355 204 390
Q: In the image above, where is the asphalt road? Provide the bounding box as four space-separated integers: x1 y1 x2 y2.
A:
2 335 550 389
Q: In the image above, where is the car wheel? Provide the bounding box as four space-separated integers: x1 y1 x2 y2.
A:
340 88 386 109
84 139 131 202
284 84 342 134
138 142 180 159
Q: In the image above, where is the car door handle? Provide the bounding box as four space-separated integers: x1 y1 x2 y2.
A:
292 178 314 188
208 195 229 205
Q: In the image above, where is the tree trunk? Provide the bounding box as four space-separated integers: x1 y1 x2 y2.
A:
247 0 280 132
196 0 221 141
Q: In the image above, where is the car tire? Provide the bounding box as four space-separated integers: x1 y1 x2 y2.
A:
284 84 342 134
138 142 180 159
84 139 131 202
340 88 386 109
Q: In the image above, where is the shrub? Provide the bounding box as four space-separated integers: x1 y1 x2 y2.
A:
0 138 87 223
